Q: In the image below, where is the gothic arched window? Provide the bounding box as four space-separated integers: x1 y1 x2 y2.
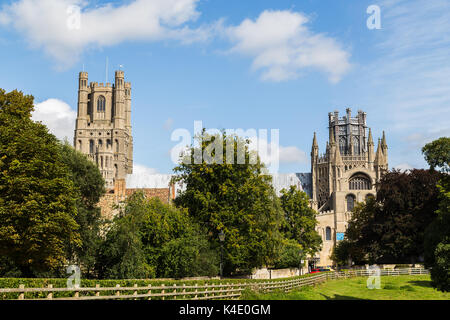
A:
349 173 371 190
339 137 347 155
325 227 332 241
353 137 360 155
97 95 106 113
89 140 94 154
346 194 356 211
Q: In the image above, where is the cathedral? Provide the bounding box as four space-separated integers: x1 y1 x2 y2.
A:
310 109 388 267
73 71 388 268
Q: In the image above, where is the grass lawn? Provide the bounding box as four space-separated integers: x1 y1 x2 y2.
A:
241 275 450 300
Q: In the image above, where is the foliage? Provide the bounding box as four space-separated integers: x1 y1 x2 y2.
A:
96 192 218 279
59 141 105 278
424 176 450 291
172 130 284 275
0 89 80 276
272 238 303 269
421 137 450 292
330 239 353 267
279 186 322 258
422 137 450 173
342 169 442 264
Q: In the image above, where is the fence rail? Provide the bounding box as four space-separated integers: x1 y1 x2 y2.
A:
0 268 429 300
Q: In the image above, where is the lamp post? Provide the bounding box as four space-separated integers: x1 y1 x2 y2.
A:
218 230 225 278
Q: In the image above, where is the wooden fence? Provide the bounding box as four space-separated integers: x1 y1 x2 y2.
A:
0 268 429 300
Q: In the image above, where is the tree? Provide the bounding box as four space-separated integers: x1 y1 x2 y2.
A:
342 170 442 264
59 141 105 278
337 199 379 265
172 131 284 275
423 137 450 291
278 186 321 264
96 193 154 279
0 89 80 276
97 192 218 279
422 137 450 173
330 239 354 268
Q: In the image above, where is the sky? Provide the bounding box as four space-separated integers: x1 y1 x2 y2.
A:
0 0 449 182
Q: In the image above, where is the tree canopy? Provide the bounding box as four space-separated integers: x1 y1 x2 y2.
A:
59 141 105 278
422 137 450 291
172 131 284 275
0 89 80 276
279 185 322 258
96 192 218 279
335 169 443 265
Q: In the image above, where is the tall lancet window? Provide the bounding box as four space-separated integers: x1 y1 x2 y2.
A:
339 137 347 155
97 96 106 113
353 137 360 155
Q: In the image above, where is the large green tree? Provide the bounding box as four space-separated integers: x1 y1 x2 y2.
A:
276 186 321 267
97 192 218 279
423 137 450 291
0 89 80 276
422 137 450 173
59 141 105 278
172 131 284 275
337 169 442 265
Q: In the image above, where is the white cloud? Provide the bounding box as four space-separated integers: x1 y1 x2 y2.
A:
0 0 210 68
32 98 77 141
248 136 308 166
394 163 414 172
225 10 351 82
278 145 308 164
126 163 172 188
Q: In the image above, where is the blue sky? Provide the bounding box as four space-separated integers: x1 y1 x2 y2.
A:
0 0 449 179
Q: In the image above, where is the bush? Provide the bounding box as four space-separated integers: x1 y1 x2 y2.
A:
272 239 303 269
430 240 450 292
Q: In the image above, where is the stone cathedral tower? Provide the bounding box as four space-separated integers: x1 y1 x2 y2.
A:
74 71 133 189
310 108 388 267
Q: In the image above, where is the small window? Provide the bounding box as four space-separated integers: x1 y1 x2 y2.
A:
325 227 332 241
346 194 356 212
89 140 94 154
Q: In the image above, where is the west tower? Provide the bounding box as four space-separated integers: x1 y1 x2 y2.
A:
310 108 388 267
74 71 133 189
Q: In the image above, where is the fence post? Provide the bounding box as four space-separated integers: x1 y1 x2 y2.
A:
182 283 186 300
173 284 177 300
148 284 152 300
133 283 138 300
161 284 165 300
95 284 100 297
115 284 120 298
194 283 198 300
47 284 53 300
18 284 24 300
